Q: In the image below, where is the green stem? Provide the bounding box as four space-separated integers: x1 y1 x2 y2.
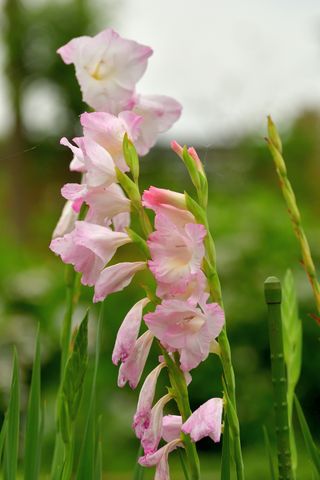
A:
266 117 320 322
161 349 200 480
264 276 293 480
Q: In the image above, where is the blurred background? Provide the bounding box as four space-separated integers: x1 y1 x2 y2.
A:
0 0 320 478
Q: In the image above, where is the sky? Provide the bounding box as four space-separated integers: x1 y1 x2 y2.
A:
110 0 320 145
1 0 320 146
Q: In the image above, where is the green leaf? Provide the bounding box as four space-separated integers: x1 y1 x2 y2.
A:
262 426 276 480
220 416 231 480
184 192 206 225
282 269 302 474
126 228 150 258
4 349 20 480
0 415 7 467
94 416 103 480
24 326 41 480
294 396 320 475
76 303 104 480
60 312 89 439
123 133 139 182
115 167 141 206
133 443 145 480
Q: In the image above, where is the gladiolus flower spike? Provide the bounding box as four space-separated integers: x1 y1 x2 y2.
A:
51 27 243 480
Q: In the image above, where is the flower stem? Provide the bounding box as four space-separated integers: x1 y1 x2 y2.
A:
266 116 320 324
264 276 293 480
161 349 201 480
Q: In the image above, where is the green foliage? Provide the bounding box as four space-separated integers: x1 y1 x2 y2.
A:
263 426 276 480
59 313 89 442
220 416 231 480
24 326 41 480
4 350 20 480
123 133 140 183
294 396 320 476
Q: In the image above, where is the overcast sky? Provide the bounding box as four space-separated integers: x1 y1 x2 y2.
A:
1 0 320 146
111 0 320 145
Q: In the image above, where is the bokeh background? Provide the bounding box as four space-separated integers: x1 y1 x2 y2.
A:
0 0 320 478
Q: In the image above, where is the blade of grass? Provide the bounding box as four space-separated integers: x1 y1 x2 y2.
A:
94 416 103 480
24 325 41 480
263 425 276 480
0 415 7 467
4 349 20 480
294 396 320 475
76 302 104 480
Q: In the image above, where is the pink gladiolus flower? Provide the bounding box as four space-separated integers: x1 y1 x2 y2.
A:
156 271 208 305
80 111 143 172
144 296 225 371
141 393 172 454
142 187 194 228
147 214 206 292
52 200 77 239
57 29 153 113
139 439 182 480
118 330 154 389
133 363 166 439
61 136 116 187
182 398 223 443
162 415 182 443
60 137 86 172
61 183 130 229
130 94 182 155
112 297 150 365
93 261 146 302
50 221 131 286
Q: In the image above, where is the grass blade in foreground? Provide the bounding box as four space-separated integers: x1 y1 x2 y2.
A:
24 326 41 480
266 117 320 323
4 349 20 480
294 396 320 475
264 276 293 480
76 303 104 480
263 425 276 480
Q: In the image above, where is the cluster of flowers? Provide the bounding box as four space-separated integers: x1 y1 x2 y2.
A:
50 28 224 479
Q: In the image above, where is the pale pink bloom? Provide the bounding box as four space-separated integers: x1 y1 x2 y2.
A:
182 398 223 443
112 297 150 365
139 439 182 480
144 296 225 371
162 415 182 443
50 221 131 286
80 111 143 171
148 214 206 291
78 137 117 187
130 94 182 155
141 393 172 454
156 271 208 305
142 187 193 228
118 330 154 389
60 137 86 172
61 136 116 187
142 187 186 211
52 200 77 239
93 261 146 303
112 211 131 232
133 363 166 439
170 140 183 158
61 182 130 229
57 29 153 113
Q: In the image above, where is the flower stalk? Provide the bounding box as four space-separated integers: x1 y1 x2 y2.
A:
264 276 293 480
266 116 320 324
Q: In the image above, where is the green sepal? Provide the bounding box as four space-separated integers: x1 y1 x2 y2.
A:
115 167 141 207
182 146 200 189
126 228 150 258
123 133 139 182
184 192 206 225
